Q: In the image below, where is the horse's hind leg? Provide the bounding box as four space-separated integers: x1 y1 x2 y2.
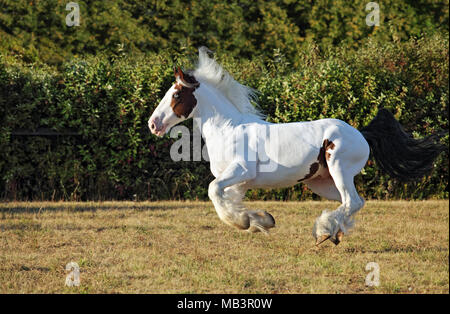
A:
313 140 369 245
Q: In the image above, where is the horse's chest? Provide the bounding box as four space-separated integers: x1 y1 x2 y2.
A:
209 161 228 178
205 139 235 178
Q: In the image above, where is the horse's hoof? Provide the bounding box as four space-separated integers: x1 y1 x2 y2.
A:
329 229 344 246
247 210 275 234
312 209 345 246
315 234 331 246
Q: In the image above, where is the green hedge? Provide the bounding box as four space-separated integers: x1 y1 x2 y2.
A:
0 0 448 66
0 35 448 201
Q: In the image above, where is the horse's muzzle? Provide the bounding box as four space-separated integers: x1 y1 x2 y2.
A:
149 116 166 137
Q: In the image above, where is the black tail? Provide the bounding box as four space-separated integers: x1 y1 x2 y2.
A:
360 109 447 181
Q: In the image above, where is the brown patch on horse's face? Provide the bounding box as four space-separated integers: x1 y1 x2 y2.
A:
298 139 335 182
170 83 198 118
170 72 199 118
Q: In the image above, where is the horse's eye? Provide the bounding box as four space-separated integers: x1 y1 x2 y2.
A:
173 93 179 99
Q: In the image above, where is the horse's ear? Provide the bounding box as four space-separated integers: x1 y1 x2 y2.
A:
174 66 199 88
174 67 184 80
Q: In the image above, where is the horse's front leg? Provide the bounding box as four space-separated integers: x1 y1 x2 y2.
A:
208 162 275 234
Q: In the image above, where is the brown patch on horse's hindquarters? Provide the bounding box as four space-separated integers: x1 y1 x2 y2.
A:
324 139 335 161
298 139 335 182
319 139 335 167
298 162 319 182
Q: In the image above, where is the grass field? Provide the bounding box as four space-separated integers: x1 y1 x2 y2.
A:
0 200 448 294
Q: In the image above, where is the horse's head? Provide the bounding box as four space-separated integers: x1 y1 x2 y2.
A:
148 67 200 137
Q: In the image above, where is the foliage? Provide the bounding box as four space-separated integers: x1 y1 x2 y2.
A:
0 35 448 200
0 0 448 66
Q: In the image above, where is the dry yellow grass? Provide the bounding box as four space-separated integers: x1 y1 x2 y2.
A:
0 200 448 294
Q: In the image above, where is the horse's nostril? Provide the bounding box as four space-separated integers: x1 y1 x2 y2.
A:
151 122 155 130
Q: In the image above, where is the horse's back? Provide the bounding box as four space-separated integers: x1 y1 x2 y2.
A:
264 118 366 151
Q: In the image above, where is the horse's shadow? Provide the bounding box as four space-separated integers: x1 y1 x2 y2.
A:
0 202 206 214
344 246 448 254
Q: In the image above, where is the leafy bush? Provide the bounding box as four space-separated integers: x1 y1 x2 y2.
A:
0 35 448 200
0 0 448 66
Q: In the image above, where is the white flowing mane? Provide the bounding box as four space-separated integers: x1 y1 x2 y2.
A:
193 47 266 119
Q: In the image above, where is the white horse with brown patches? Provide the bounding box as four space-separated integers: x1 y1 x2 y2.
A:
149 47 445 246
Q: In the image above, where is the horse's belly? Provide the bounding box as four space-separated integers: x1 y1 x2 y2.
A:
250 155 329 189
249 124 334 188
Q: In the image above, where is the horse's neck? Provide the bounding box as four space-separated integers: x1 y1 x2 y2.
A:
193 84 243 139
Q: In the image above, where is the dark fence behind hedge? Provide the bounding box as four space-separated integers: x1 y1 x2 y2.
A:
0 36 448 201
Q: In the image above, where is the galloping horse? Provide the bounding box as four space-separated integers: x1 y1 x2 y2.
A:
149 47 445 246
